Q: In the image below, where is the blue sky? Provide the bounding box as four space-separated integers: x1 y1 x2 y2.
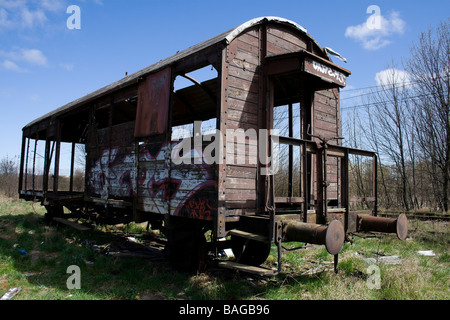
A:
0 0 449 163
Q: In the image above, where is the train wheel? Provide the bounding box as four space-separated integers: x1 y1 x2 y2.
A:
231 236 271 266
165 220 207 272
44 204 64 222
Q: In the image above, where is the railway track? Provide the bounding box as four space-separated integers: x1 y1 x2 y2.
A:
379 212 450 221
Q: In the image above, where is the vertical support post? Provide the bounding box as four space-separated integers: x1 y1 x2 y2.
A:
69 142 75 192
341 149 349 231
323 143 328 222
18 134 26 193
107 100 114 198
373 153 378 216
24 138 30 191
316 147 324 224
53 121 61 193
32 135 38 193
216 47 229 238
302 141 309 222
43 137 50 194
288 103 293 198
301 92 313 223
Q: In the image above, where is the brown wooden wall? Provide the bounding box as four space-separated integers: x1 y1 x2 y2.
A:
313 88 340 201
223 26 260 211
222 23 342 212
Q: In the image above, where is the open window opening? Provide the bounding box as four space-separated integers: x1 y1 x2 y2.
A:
49 142 86 192
21 137 86 194
171 64 218 142
273 102 302 198
22 137 45 192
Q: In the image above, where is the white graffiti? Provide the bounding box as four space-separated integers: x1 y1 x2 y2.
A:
87 141 215 219
312 60 346 85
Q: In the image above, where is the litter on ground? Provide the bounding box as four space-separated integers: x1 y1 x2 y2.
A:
417 250 436 256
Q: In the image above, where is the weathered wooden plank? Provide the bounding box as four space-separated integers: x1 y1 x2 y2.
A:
266 33 305 55
234 49 259 67
226 200 257 209
315 110 337 125
267 26 307 49
314 119 337 132
227 109 258 125
53 217 90 231
225 177 256 190
228 87 259 104
226 142 258 156
227 76 259 94
275 196 304 203
228 229 268 242
235 30 259 47
227 97 259 114
227 165 257 179
235 39 260 56
225 191 257 201
228 65 260 83
230 57 258 73
226 119 259 132
217 261 276 276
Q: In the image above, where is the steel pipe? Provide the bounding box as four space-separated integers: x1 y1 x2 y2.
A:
357 213 408 240
284 219 345 255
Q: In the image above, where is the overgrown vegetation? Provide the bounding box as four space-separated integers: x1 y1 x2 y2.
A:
0 196 448 300
344 20 449 213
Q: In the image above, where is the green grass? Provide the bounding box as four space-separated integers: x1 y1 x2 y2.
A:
0 195 448 300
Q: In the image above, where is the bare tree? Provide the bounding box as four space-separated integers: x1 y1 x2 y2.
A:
0 155 19 198
363 66 415 211
405 20 450 212
360 101 393 208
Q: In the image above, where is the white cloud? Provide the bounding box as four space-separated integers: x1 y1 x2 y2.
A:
345 11 406 50
0 0 66 30
39 0 66 13
2 60 28 72
20 6 47 28
21 48 48 66
375 68 411 87
0 8 12 28
0 48 48 72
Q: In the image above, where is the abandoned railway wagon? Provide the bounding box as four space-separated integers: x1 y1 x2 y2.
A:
18 17 408 274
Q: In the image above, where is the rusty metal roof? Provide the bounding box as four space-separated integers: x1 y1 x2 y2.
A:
23 17 316 130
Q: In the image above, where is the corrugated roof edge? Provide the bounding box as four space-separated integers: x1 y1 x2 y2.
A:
23 16 322 130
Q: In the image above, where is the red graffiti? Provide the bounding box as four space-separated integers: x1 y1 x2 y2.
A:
185 198 213 220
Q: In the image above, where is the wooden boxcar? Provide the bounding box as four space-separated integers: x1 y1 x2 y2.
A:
18 17 407 274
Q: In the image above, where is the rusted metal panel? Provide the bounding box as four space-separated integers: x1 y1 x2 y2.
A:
135 67 171 137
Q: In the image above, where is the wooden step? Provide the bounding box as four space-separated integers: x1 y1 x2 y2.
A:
217 261 277 276
228 229 268 242
53 217 90 231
